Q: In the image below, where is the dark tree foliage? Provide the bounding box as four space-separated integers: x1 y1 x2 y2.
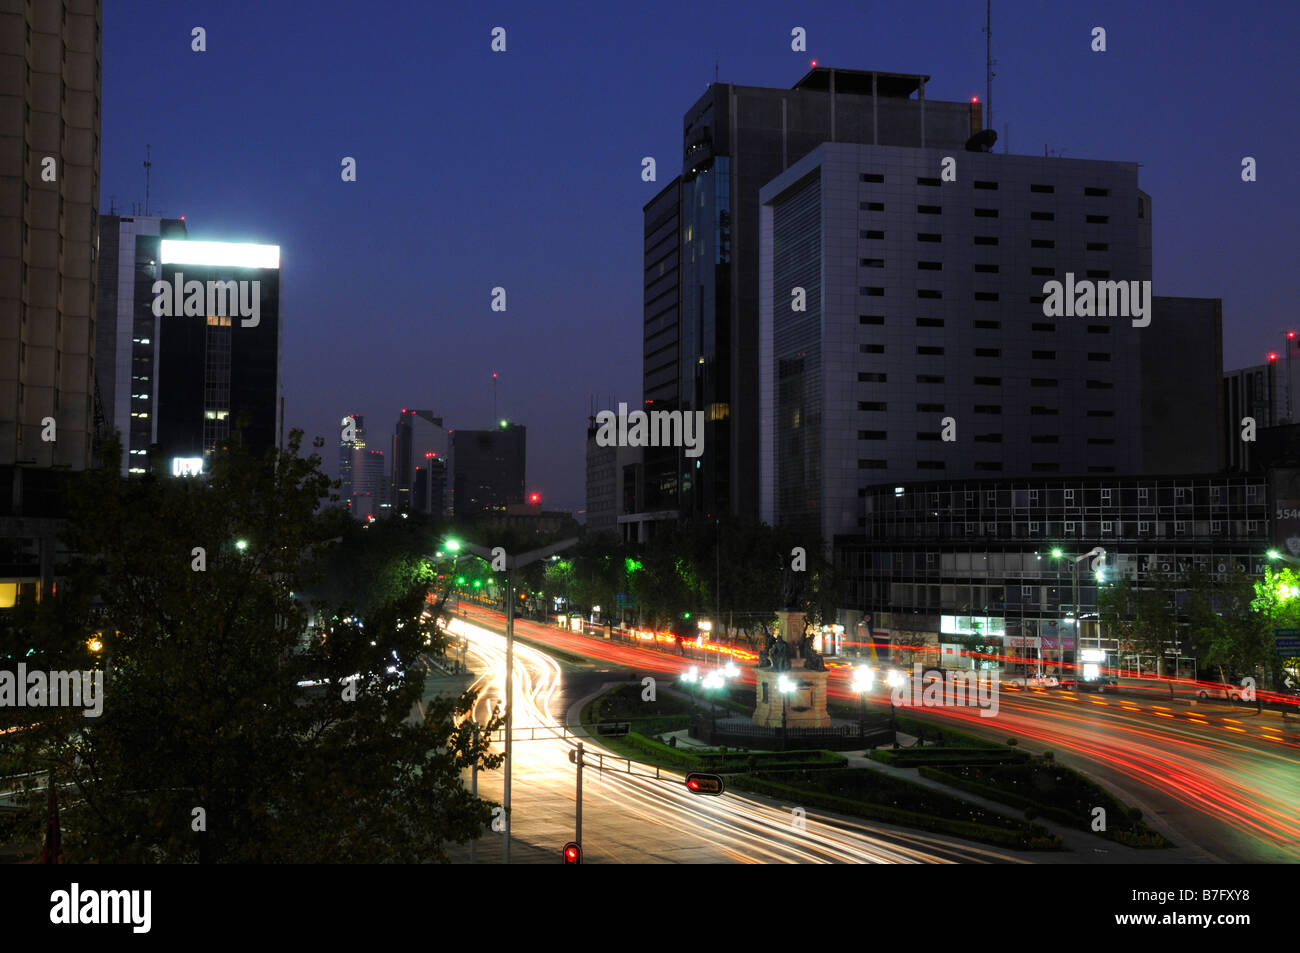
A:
0 433 501 862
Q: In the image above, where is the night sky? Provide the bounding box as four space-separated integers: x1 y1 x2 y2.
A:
101 1 1300 512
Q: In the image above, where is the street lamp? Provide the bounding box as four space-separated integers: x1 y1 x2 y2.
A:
851 666 874 740
448 536 579 865
777 674 794 749
1051 546 1106 690
235 539 248 552
702 669 725 731
885 668 905 746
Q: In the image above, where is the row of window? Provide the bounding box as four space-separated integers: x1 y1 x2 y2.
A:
860 201 1112 224
867 520 1259 539
861 344 1110 360
859 432 1115 444
858 372 1115 388
859 288 1112 304
861 259 1110 279
858 402 1114 418
858 459 1117 473
891 233 1111 251
860 174 1111 199
860 315 1111 334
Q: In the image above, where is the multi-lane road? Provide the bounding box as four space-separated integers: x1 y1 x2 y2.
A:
452 604 1300 863
446 614 1029 863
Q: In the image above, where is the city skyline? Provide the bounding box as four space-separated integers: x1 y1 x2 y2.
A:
96 0 1300 512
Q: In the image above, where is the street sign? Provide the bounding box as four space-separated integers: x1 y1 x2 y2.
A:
1275 632 1300 657
685 773 725 796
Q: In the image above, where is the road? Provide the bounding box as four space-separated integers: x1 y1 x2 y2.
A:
454 604 1300 863
445 614 1029 864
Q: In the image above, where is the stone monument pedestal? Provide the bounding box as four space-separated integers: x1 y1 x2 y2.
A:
751 608 831 730
752 666 831 729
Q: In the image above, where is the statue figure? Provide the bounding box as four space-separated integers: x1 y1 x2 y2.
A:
801 632 826 672
781 561 805 610
756 631 775 668
769 634 790 672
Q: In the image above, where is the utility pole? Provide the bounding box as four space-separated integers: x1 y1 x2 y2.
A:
572 741 584 847
450 536 580 863
470 725 478 864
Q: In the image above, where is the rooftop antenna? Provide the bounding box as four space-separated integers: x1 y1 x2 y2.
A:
492 371 499 422
983 0 995 141
143 144 152 216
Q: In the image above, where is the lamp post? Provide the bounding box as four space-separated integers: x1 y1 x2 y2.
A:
885 668 904 747
777 674 793 750
1052 546 1106 690
448 536 579 864
851 666 874 741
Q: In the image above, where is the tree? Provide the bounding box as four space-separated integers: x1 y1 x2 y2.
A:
1186 567 1270 709
1099 570 1180 677
0 433 501 862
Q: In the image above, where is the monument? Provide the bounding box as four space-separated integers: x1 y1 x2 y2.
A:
752 561 831 730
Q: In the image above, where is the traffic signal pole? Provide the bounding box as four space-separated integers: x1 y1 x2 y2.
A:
574 741 584 846
504 571 514 864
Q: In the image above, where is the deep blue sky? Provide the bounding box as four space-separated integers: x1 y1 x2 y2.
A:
103 1 1300 512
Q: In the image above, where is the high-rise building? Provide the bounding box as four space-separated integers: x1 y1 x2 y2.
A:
337 411 375 501
1223 333 1300 472
390 409 448 514
1 0 102 610
754 141 1231 544
154 239 282 469
451 422 525 516
644 68 977 523
95 215 188 474
1 0 102 473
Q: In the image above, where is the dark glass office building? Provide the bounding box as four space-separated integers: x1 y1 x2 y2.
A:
155 240 282 468
647 67 976 524
451 423 525 515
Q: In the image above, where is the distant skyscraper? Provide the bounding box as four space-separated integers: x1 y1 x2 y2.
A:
391 409 448 514
95 216 188 474
338 412 367 499
154 239 282 469
452 423 525 515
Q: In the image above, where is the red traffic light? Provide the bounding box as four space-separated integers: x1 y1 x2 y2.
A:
562 842 582 864
684 773 725 796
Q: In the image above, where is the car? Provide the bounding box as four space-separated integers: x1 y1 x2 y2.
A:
1196 683 1244 702
1077 675 1118 693
1002 674 1060 688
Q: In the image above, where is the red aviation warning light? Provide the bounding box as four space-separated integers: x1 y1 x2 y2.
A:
685 773 725 796
1269 353 1278 362
562 842 582 864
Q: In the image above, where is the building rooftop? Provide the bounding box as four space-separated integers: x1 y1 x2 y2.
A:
791 67 931 98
